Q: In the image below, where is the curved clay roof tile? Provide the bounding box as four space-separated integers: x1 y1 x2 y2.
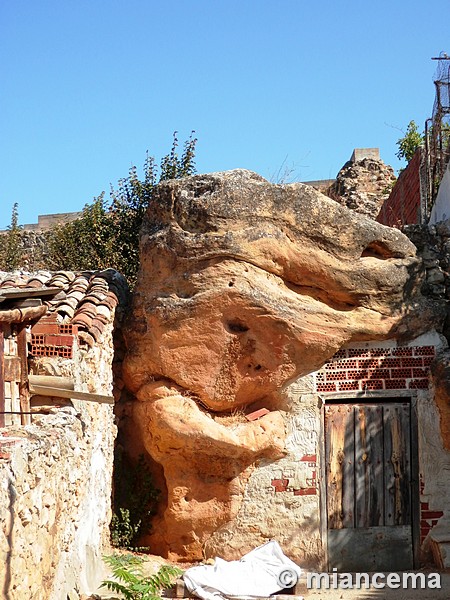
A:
55 304 76 319
78 330 95 347
72 313 93 329
88 325 103 343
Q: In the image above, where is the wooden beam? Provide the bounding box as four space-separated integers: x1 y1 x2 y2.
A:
17 325 30 425
0 286 61 302
29 384 114 405
29 375 74 390
0 328 4 427
3 357 21 382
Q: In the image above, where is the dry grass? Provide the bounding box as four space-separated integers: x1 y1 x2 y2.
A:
213 407 248 428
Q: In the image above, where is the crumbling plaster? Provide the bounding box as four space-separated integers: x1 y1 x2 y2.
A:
0 303 118 600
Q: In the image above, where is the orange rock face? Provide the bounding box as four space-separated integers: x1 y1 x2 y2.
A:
122 170 439 560
431 351 450 450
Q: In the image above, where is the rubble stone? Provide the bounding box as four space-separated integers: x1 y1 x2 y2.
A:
329 157 396 219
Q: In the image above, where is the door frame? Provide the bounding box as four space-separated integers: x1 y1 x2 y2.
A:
318 390 420 570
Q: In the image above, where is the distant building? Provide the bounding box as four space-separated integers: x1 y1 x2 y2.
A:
0 211 82 233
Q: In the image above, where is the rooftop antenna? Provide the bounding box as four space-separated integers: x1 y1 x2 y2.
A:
424 52 450 217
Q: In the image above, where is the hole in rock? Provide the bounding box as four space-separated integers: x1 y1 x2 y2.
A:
226 320 249 333
361 240 395 259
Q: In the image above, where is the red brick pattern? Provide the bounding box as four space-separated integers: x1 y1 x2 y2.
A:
317 345 436 393
272 478 289 492
376 149 421 227
245 408 270 421
420 503 444 544
419 476 443 544
0 435 23 461
29 322 77 360
271 454 318 495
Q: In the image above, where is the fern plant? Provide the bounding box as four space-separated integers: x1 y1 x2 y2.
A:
101 553 182 600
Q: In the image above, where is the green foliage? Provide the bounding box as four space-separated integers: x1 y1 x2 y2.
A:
110 508 142 550
101 554 182 600
46 131 197 285
46 193 116 271
0 203 24 271
111 451 160 549
396 120 423 163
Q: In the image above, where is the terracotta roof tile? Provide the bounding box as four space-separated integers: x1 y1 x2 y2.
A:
78 330 95 347
91 318 106 332
88 325 103 343
55 304 76 319
72 313 93 328
0 269 129 345
75 301 98 316
95 306 111 320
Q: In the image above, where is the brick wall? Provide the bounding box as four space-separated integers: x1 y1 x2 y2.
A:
316 344 435 393
420 473 444 545
30 315 77 359
271 453 317 496
317 340 445 552
377 148 422 227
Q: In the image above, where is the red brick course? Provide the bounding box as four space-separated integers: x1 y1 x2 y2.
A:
245 408 270 421
420 500 444 544
271 455 318 495
376 149 422 227
317 345 436 393
29 324 77 360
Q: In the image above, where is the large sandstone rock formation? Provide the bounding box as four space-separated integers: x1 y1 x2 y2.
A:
122 169 438 560
431 350 450 451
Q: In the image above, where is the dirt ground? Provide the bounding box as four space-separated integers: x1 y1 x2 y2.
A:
89 554 450 600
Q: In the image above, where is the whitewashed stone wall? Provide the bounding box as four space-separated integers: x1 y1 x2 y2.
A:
0 320 116 600
205 373 324 568
205 332 450 570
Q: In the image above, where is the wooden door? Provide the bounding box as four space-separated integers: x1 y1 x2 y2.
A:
324 400 417 571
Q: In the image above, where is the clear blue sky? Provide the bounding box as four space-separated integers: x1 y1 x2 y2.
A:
1 1 449 229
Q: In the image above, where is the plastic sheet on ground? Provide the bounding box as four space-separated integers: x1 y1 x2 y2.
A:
183 540 302 600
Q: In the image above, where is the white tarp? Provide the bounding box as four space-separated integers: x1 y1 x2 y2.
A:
183 540 302 600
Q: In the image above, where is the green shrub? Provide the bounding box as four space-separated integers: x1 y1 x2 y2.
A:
111 452 160 549
101 553 182 600
0 203 23 270
46 131 197 286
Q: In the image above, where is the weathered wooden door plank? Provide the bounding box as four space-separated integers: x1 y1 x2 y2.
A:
326 398 415 571
328 525 413 571
384 403 411 526
325 404 355 529
355 405 384 527
17 325 30 425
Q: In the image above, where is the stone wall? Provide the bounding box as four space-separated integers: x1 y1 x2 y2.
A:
201 332 449 568
328 155 396 219
204 373 323 568
404 221 450 314
0 320 117 599
0 230 53 271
